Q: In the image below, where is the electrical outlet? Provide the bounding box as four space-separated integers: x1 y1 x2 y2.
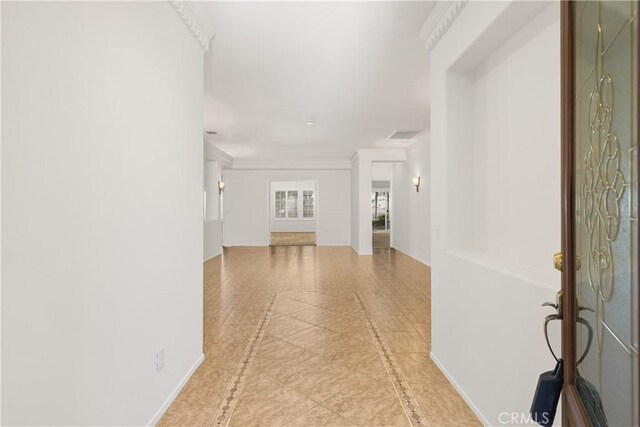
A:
435 225 441 240
156 349 165 372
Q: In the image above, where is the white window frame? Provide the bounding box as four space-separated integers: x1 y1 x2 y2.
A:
272 181 316 221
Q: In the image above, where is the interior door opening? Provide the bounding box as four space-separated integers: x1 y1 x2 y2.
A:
372 181 390 249
269 180 317 246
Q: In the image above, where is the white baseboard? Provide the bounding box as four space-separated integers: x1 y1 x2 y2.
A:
353 251 373 256
430 352 490 426
390 246 431 267
147 353 205 426
204 250 222 262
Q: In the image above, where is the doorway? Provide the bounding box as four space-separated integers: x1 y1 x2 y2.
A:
371 162 394 250
372 183 390 249
269 180 317 246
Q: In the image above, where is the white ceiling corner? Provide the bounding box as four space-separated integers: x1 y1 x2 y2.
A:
352 148 407 163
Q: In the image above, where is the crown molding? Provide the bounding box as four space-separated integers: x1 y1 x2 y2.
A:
204 142 233 168
169 0 215 51
418 0 468 52
351 148 407 162
231 159 352 170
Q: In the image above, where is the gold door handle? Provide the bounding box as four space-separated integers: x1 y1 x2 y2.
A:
541 290 564 362
553 252 563 272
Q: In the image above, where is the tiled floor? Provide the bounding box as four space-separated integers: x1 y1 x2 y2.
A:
158 246 480 427
372 231 390 248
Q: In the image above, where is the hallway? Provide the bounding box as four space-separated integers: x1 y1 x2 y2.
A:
372 231 391 249
159 247 479 426
9 1 636 425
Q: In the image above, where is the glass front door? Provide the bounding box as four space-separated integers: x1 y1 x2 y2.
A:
570 1 638 425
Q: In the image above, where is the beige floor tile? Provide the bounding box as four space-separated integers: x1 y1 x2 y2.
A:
324 349 384 376
403 309 430 325
203 342 246 369
266 315 315 339
410 381 481 427
280 291 336 307
229 373 317 426
362 301 404 316
394 353 448 385
273 297 315 315
321 376 408 426
224 310 267 325
412 322 431 343
319 300 361 314
157 407 214 427
283 405 357 426
212 322 257 344
161 248 476 427
158 366 233 426
261 333 279 345
252 339 316 380
322 321 371 342
373 315 416 332
379 331 429 354
366 366 392 382
270 311 286 320
278 354 365 403
282 325 345 351
322 311 368 327
318 335 373 357
175 366 234 409
289 305 337 326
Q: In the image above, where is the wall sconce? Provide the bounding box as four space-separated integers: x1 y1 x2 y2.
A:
218 180 225 195
413 176 421 192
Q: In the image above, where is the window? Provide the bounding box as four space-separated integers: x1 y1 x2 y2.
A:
303 190 314 218
275 191 286 218
272 181 315 220
286 190 298 218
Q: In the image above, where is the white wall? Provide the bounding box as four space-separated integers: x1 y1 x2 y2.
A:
204 220 223 261
204 161 223 260
270 220 316 232
223 169 350 246
351 156 373 255
430 2 561 425
0 2 3 419
351 160 361 252
0 2 3 421
205 161 221 222
2 2 204 425
392 138 430 265
372 162 393 181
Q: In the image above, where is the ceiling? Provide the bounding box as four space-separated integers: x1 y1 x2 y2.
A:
201 1 434 161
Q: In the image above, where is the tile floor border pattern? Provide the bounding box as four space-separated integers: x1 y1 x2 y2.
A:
209 294 278 427
353 292 430 427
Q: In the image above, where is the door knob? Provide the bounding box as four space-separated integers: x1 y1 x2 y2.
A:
553 252 563 272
